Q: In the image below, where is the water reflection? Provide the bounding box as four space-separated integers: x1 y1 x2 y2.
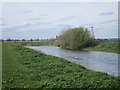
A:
27 46 119 76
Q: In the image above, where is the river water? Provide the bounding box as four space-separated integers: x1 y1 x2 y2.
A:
27 46 119 76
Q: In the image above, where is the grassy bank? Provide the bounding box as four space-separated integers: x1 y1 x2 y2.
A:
3 39 120 54
2 43 120 88
84 39 120 54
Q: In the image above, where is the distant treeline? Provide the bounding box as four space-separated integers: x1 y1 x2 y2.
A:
0 38 54 41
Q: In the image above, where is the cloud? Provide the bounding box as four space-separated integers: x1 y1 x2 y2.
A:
2 24 29 31
1 0 119 2
83 23 95 27
0 23 7 26
40 14 47 16
29 17 42 20
30 22 51 26
99 12 114 16
58 16 75 21
2 22 51 31
28 14 47 21
0 18 3 20
22 10 33 13
1 2 118 39
57 24 71 28
98 19 117 24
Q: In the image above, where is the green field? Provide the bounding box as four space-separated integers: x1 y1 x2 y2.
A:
84 39 120 54
2 43 120 88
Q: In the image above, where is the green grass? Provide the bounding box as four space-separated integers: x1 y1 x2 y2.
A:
2 43 120 88
84 39 120 54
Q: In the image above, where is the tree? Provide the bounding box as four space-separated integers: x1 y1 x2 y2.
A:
58 27 95 50
22 39 26 41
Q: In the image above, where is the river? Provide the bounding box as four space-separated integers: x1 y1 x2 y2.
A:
26 46 119 76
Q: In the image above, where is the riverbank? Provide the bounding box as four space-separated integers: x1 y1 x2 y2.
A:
27 46 119 76
13 39 120 54
84 39 120 54
2 43 120 88
3 39 119 54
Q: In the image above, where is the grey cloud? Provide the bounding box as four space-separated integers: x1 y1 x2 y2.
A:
28 14 47 21
57 24 71 28
98 19 117 24
58 16 75 21
83 23 95 27
3 22 51 31
0 18 3 20
40 14 47 16
0 23 7 26
0 18 4 21
100 12 114 16
2 24 29 31
29 18 42 20
23 10 33 13
32 22 51 26
86 24 94 26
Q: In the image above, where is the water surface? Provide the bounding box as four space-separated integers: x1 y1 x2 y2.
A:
27 46 119 76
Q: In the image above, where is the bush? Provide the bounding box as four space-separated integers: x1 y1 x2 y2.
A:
58 27 95 50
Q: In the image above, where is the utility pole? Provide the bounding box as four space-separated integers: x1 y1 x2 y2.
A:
91 26 94 38
91 26 93 31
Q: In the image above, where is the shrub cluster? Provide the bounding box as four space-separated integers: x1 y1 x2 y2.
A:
58 27 95 49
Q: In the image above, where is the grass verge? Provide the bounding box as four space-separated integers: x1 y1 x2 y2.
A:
2 43 120 88
84 39 120 54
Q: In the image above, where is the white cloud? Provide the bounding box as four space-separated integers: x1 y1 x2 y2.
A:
1 2 118 39
100 12 114 16
1 0 119 2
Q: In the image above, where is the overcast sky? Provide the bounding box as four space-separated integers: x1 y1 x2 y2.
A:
0 2 118 40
